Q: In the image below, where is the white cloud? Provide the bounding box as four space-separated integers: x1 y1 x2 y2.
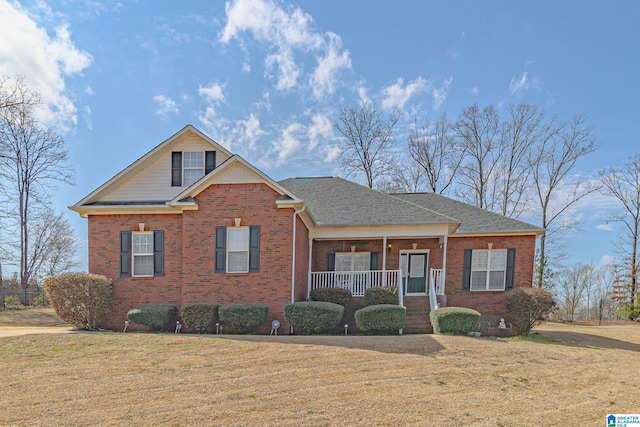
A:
380 77 428 111
509 72 529 95
470 86 479 95
432 77 453 110
221 0 349 95
307 112 333 150
596 223 613 231
310 33 351 99
0 1 93 128
599 254 615 267
272 122 302 166
199 81 226 103
237 113 266 151
85 85 94 95
153 95 179 116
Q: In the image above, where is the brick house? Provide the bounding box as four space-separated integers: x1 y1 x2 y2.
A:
70 124 543 333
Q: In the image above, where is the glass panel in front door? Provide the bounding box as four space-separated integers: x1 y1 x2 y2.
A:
407 253 428 293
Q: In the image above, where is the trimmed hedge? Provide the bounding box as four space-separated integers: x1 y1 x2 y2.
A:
127 304 178 331
429 307 481 335
284 301 345 334
504 288 556 335
180 303 220 334
43 272 113 330
309 287 352 308
355 304 406 334
364 286 399 306
218 304 268 334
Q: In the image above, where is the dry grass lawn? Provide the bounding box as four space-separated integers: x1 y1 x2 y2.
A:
0 320 639 426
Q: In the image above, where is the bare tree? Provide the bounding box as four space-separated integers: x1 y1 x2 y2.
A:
336 100 401 189
554 262 594 321
495 104 545 218
530 114 600 288
407 112 461 195
38 211 78 279
453 104 501 210
376 158 426 193
599 153 640 319
0 84 74 304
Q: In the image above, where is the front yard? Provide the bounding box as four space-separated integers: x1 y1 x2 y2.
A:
0 318 638 426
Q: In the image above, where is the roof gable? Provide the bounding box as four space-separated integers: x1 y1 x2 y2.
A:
171 155 301 204
72 124 232 207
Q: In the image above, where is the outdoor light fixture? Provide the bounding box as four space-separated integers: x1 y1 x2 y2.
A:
387 243 392 252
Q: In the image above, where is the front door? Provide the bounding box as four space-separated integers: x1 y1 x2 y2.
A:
400 252 428 294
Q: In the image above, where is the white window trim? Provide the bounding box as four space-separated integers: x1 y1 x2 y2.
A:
470 249 507 291
226 227 250 274
132 231 154 278
182 151 204 186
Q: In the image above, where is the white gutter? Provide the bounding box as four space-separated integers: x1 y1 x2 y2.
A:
291 205 306 304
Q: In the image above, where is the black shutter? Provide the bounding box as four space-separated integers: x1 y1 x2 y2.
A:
462 249 472 291
171 152 182 186
120 231 131 278
249 225 260 272
215 226 226 273
505 248 516 290
205 151 216 174
327 252 335 271
153 230 164 277
370 252 379 270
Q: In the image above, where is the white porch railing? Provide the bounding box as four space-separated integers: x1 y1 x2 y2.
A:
311 270 401 297
429 268 445 295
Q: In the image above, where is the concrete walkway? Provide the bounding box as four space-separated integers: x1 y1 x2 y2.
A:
0 325 73 337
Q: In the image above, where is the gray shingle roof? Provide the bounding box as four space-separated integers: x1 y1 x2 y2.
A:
278 177 458 227
390 192 544 234
279 177 543 235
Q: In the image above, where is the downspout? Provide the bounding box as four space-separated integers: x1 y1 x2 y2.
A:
291 205 306 304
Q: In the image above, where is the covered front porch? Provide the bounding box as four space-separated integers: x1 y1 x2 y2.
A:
306 233 450 311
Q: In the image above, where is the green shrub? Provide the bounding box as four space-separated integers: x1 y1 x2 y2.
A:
284 301 345 334
32 293 48 305
127 304 178 331
429 307 481 335
504 288 556 335
364 286 399 306
309 287 352 308
355 304 406 334
43 272 113 330
218 304 268 334
180 303 220 334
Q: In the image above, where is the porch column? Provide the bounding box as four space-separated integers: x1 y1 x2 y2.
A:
381 236 387 287
307 237 313 299
441 234 448 294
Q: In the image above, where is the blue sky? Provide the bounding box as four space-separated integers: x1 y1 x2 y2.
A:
1 0 638 272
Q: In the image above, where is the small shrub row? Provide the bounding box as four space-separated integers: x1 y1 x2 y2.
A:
429 307 481 335
309 287 352 308
218 304 268 334
127 304 178 331
364 286 399 306
125 303 269 334
284 301 345 334
44 272 113 330
355 304 406 334
180 303 219 334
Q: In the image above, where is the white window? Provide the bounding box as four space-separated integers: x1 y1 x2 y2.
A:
132 232 154 277
335 252 370 272
183 152 204 186
227 228 250 273
471 249 507 291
